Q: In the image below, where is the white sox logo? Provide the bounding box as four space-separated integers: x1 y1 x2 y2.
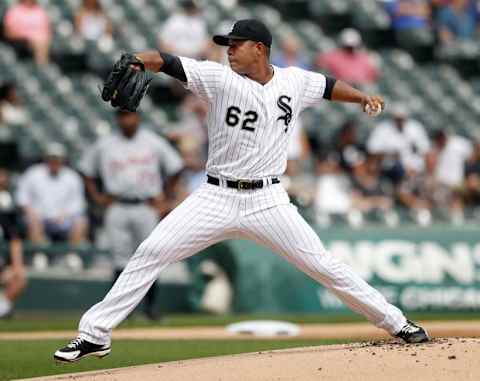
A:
277 95 292 132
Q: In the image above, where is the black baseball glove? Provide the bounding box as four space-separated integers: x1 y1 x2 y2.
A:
101 53 153 112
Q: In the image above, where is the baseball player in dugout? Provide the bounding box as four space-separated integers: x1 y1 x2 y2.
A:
54 19 429 363
79 110 184 321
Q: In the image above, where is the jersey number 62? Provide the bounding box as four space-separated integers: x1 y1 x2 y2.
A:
225 106 258 132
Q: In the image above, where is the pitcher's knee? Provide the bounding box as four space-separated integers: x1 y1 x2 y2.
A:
134 237 175 264
295 242 329 258
295 248 337 275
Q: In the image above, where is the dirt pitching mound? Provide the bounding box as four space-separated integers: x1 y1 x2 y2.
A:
27 337 479 381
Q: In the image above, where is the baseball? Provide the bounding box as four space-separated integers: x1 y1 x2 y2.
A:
365 103 382 117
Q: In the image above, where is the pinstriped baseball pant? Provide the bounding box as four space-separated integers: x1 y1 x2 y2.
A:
79 182 407 345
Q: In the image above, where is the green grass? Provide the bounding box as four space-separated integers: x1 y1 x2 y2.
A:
2 312 480 379
1 311 480 332
0 339 346 380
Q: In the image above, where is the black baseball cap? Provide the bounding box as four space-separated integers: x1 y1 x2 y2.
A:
213 19 272 48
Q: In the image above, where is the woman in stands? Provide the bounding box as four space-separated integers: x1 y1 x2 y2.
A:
75 0 113 42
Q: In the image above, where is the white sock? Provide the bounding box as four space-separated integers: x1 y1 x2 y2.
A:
0 292 12 317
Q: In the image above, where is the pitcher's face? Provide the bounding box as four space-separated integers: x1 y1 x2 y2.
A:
227 40 263 74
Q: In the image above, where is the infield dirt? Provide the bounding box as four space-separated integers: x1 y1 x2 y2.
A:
21 337 479 381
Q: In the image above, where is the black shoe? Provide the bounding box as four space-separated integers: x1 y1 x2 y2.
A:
54 337 111 363
395 320 430 343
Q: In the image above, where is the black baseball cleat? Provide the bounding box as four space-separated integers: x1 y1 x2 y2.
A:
54 337 111 363
395 320 430 343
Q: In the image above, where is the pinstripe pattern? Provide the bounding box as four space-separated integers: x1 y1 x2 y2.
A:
179 58 327 180
76 58 408 345
239 196 405 333
79 183 406 345
79 183 240 344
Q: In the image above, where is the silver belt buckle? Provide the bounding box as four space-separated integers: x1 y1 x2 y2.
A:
238 180 251 190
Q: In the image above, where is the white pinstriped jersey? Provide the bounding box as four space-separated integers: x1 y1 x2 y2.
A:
179 57 327 179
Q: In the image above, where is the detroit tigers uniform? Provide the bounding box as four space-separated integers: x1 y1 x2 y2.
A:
79 128 183 269
77 57 408 345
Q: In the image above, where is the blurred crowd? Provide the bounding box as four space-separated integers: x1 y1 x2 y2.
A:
1 0 480 316
288 106 480 228
0 0 475 70
1 0 478 66
386 0 480 47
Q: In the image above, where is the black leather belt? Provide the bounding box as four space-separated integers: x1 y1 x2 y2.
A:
112 195 152 204
207 175 279 190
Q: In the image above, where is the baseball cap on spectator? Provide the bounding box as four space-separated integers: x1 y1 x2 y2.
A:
390 103 409 118
45 142 66 158
213 19 272 48
339 28 362 48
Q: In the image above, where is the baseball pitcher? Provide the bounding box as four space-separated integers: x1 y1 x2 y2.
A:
55 19 429 363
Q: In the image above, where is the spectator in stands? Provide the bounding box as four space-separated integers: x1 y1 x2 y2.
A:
0 82 28 128
429 129 473 223
157 0 208 101
166 93 208 150
0 168 27 319
333 120 365 176
385 0 432 30
286 118 311 175
350 153 397 225
314 152 353 226
272 34 310 70
462 138 480 214
384 0 433 48
431 129 473 190
436 0 479 45
158 0 208 59
205 21 232 65
74 0 113 42
315 28 379 88
16 143 88 247
164 96 207 197
283 119 314 209
177 136 206 195
3 0 51 65
395 154 437 225
367 103 430 183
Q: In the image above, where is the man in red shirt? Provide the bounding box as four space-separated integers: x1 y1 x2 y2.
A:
316 28 379 88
